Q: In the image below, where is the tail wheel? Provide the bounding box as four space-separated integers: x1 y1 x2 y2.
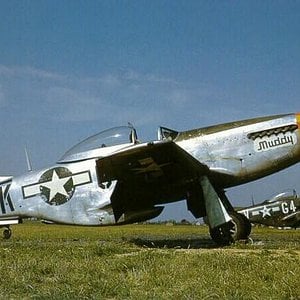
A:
209 212 252 245
3 227 12 239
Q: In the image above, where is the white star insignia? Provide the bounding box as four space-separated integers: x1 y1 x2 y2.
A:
41 170 71 202
22 168 92 205
260 205 271 218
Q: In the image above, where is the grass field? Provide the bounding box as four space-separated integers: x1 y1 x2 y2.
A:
0 222 299 299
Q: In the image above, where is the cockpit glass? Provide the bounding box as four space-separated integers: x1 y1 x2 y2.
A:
265 189 297 203
60 126 136 161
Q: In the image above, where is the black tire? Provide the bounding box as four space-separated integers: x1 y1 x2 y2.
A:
209 222 234 246
237 212 252 237
209 212 252 245
230 212 252 241
3 228 12 239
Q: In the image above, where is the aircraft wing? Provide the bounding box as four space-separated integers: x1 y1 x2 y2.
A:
282 211 300 227
96 140 209 222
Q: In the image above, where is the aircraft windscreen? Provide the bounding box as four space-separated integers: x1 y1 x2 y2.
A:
60 126 136 161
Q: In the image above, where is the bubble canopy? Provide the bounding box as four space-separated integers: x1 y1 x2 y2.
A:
59 126 138 162
264 189 297 203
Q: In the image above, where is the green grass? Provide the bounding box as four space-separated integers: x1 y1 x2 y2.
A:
0 222 300 299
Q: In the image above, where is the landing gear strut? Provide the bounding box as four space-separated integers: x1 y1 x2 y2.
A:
209 212 251 245
2 226 12 239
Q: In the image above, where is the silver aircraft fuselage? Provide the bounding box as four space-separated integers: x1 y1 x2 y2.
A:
176 113 300 187
0 113 299 227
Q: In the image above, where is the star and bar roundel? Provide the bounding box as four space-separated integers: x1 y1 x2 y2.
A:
22 167 92 206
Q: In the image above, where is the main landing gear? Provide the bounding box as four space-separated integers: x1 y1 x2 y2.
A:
209 212 251 246
2 226 12 239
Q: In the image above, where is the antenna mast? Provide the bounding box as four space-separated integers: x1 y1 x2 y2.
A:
24 147 33 172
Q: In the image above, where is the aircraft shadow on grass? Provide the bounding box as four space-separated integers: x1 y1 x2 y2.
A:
130 237 218 249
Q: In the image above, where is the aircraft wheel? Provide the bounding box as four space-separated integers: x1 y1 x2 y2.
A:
229 212 251 241
3 228 12 240
209 222 234 246
237 212 252 237
209 212 251 245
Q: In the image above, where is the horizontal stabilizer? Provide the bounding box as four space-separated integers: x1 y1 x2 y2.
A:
0 217 21 226
0 176 13 184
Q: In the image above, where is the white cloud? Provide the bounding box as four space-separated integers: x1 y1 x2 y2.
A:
0 64 295 138
0 65 66 81
0 66 194 126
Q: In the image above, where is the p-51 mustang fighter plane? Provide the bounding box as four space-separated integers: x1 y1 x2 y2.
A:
0 113 300 244
238 190 300 228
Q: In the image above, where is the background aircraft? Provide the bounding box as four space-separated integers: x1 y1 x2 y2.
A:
238 190 300 229
0 112 299 245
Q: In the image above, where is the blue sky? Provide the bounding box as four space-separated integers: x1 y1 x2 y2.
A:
0 1 300 220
